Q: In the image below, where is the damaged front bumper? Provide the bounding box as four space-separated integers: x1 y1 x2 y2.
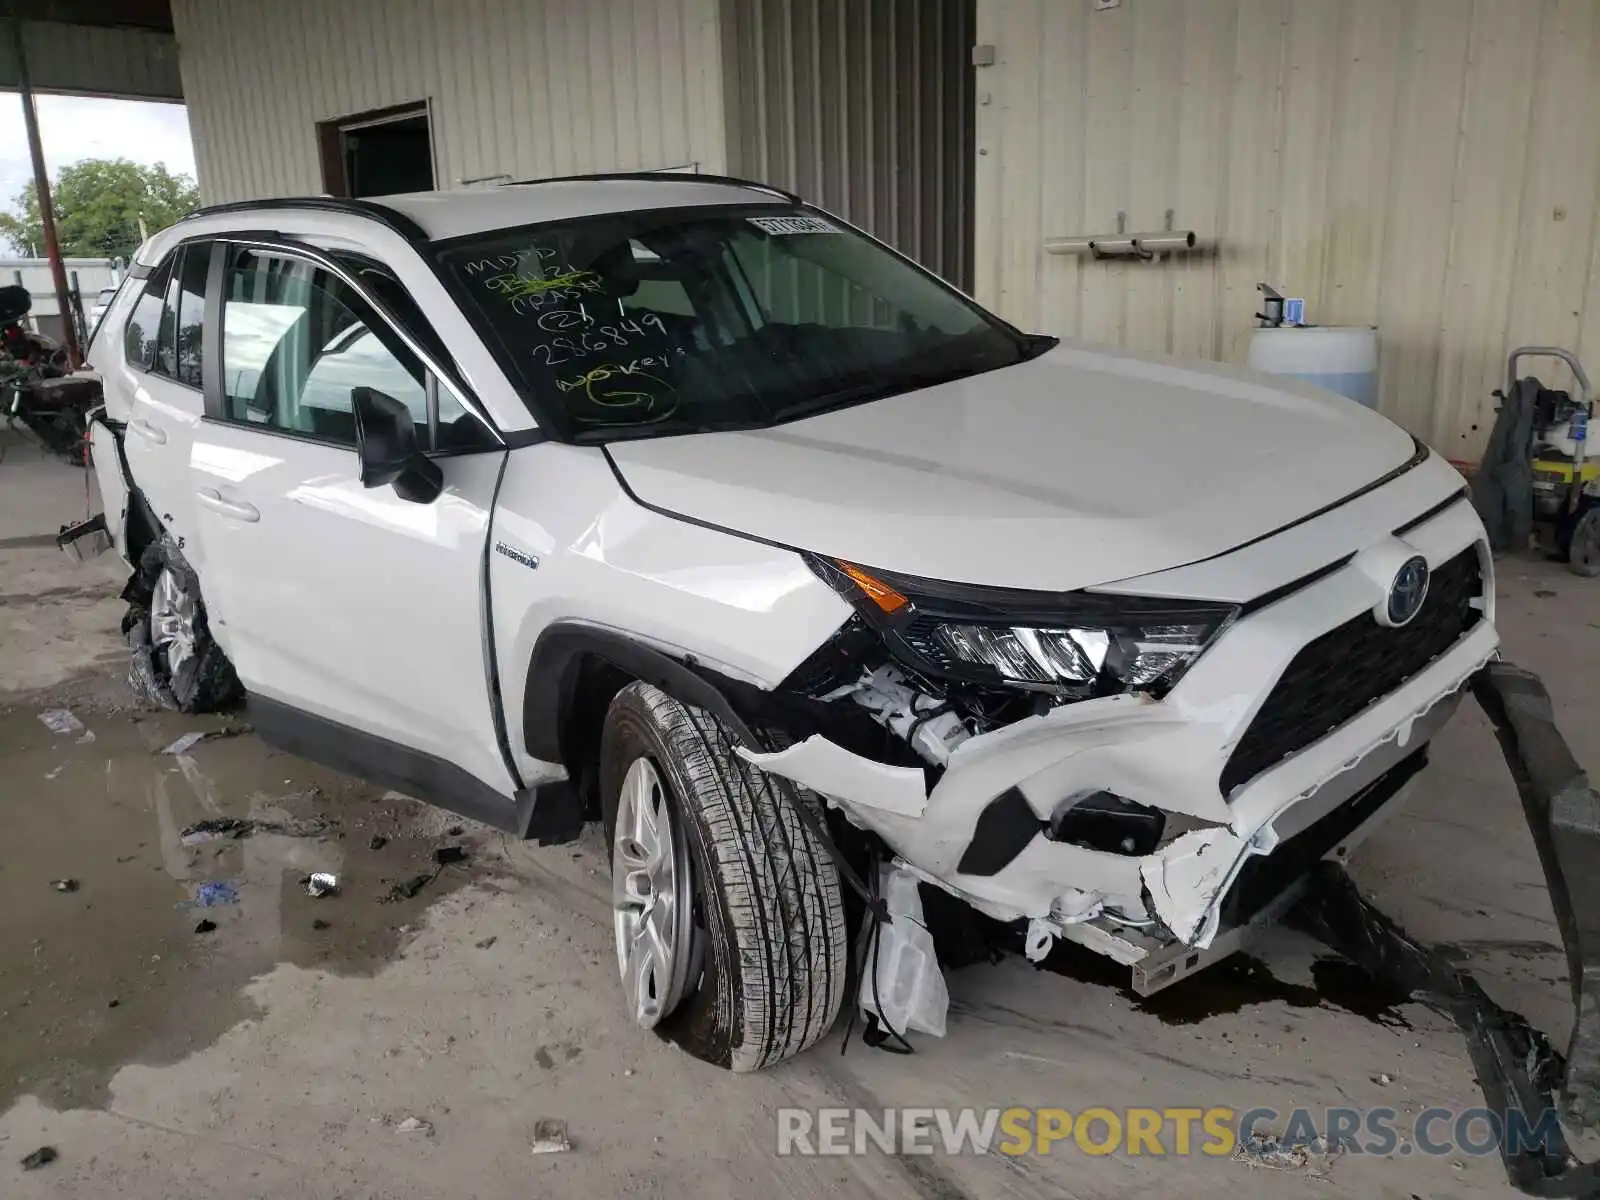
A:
741 499 1498 979
742 630 1486 962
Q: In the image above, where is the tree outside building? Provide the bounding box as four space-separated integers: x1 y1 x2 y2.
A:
0 159 199 260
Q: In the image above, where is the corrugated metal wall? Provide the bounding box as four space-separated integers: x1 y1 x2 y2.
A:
722 0 974 287
976 0 1600 461
0 19 181 100
170 0 727 205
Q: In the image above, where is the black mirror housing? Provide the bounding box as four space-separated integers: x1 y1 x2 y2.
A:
352 387 443 504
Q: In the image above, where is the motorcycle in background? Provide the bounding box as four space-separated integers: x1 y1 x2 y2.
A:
2 283 100 466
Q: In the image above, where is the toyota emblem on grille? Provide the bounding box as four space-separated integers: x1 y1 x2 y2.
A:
1386 556 1431 626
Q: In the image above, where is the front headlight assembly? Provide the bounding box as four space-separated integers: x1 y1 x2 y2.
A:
809 556 1237 701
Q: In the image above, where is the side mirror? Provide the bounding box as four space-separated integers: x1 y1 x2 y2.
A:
351 386 443 504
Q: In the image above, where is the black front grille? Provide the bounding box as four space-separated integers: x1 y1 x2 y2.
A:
1218 547 1483 795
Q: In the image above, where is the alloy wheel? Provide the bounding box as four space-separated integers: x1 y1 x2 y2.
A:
612 756 696 1028
149 566 198 682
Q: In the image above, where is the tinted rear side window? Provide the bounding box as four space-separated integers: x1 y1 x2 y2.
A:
173 244 209 388
123 260 170 370
154 259 181 377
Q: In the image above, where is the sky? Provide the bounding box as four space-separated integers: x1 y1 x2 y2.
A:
0 94 196 215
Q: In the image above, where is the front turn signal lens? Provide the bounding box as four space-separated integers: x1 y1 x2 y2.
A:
834 559 908 614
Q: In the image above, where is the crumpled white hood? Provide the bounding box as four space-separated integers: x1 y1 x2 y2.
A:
607 340 1415 591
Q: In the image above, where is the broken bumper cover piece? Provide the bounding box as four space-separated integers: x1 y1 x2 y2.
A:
1293 659 1600 1196
739 615 1494 957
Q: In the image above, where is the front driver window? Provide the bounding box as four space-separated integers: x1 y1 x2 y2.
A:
220 249 428 446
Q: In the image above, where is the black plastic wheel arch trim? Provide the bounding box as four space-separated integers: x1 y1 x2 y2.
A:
522 624 759 764
520 622 885 913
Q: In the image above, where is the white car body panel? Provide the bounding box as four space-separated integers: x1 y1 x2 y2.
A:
1101 450 1468 601
606 340 1415 591
187 423 515 797
121 367 207 568
85 187 1502 989
488 442 853 780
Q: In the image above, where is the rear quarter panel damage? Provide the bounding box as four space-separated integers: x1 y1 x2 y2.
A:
88 418 133 565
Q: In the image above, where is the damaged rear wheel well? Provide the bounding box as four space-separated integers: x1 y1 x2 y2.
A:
124 484 161 567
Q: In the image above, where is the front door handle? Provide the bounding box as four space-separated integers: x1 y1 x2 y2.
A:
196 487 259 523
130 418 167 445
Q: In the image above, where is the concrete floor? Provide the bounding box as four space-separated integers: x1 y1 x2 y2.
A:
2 426 1595 1198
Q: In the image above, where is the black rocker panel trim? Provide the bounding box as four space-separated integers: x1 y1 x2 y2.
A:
248 695 539 836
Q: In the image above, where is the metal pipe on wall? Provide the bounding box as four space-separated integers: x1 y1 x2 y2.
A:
6 10 82 367
1133 231 1197 254
1044 229 1200 258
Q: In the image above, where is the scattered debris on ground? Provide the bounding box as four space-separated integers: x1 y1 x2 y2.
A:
1232 1130 1340 1177
312 918 331 930
159 726 249 756
368 834 388 850
194 919 217 934
160 731 209 756
178 816 256 844
37 708 84 735
395 1116 433 1136
177 814 331 845
530 1119 571 1155
1372 1072 1395 1085
304 872 339 898
475 936 497 949
50 878 79 893
44 765 63 780
384 872 438 903
187 880 240 908
21 1146 58 1170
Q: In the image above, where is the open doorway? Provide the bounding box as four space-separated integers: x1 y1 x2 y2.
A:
318 102 435 198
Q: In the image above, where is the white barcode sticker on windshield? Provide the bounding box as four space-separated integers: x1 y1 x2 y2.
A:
748 215 838 236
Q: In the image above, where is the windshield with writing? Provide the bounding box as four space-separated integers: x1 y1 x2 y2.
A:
437 207 1041 442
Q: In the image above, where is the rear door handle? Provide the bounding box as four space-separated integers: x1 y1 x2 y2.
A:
196 487 259 523
130 418 167 445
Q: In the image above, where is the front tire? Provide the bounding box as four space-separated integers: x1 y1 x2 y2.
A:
599 682 847 1071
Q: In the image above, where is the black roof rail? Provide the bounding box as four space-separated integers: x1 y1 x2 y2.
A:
503 171 802 205
179 196 430 244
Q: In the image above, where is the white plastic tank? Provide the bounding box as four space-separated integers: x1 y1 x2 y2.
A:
1247 326 1379 408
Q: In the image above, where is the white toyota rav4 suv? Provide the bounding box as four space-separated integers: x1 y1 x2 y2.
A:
76 174 1498 1072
